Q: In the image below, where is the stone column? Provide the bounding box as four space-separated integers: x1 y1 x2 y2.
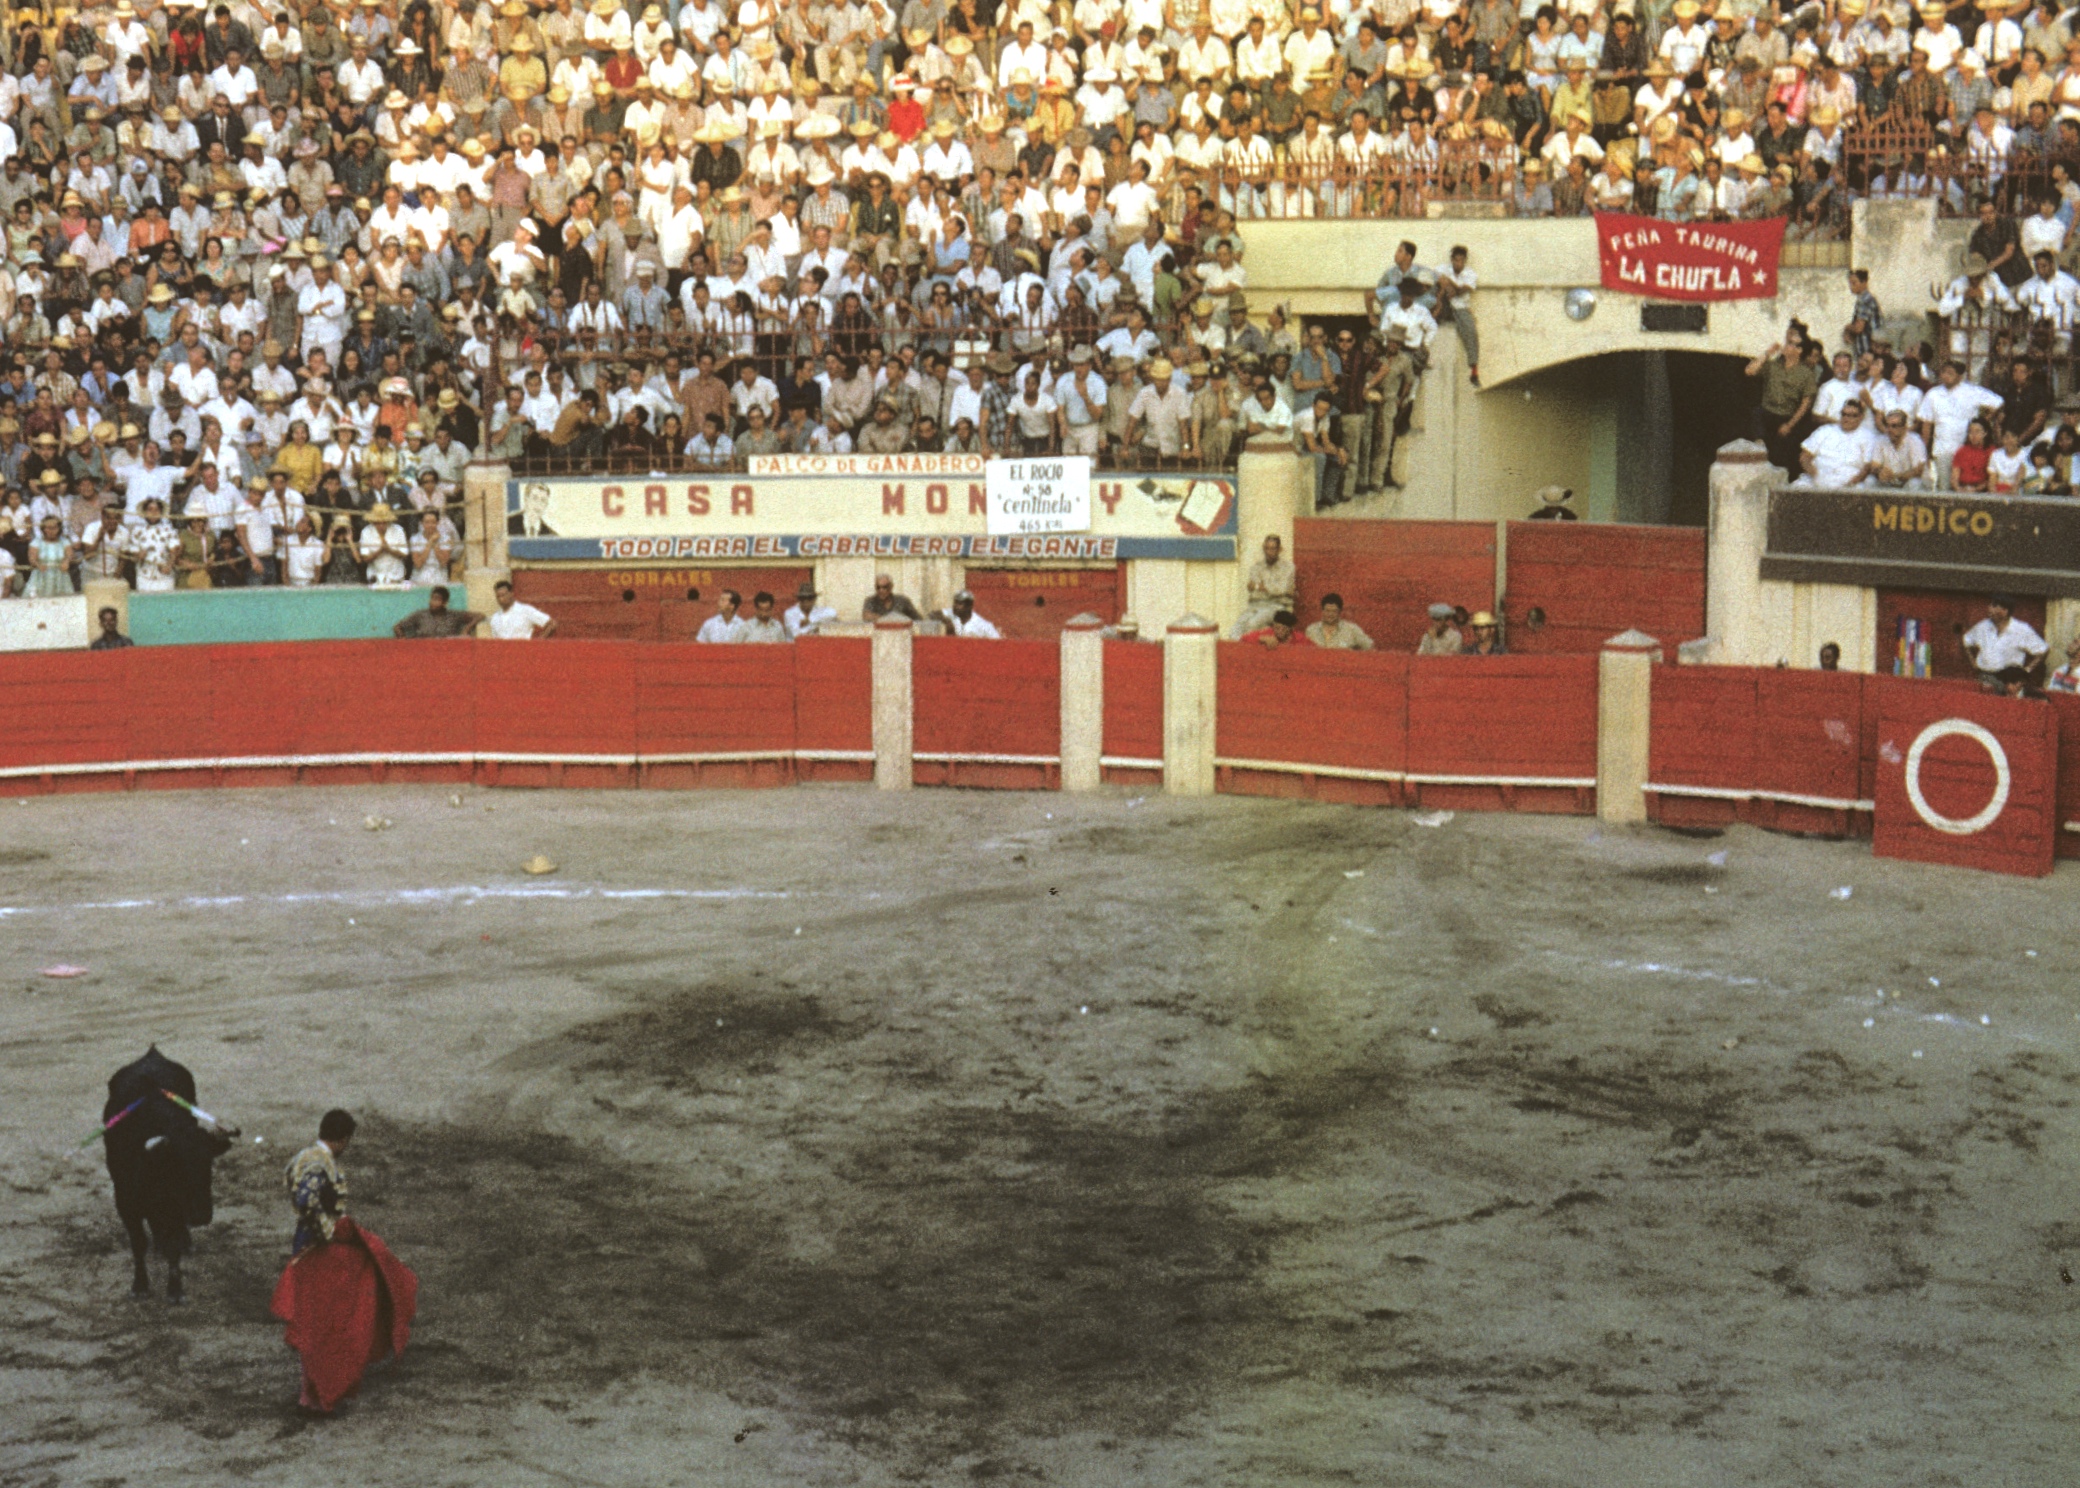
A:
1706 439 1793 667
463 459 513 621
1059 613 1105 793
1162 614 1218 797
872 617 914 791
1236 436 1302 580
1597 628 1662 825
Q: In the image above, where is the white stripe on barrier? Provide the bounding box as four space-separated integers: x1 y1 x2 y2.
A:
1644 782 1874 812
0 749 874 779
1215 757 1596 789
1099 755 1164 770
1216 757 1404 782
914 752 1061 766
1404 772 1598 788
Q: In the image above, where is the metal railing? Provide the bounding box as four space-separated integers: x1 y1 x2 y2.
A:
1841 118 2027 217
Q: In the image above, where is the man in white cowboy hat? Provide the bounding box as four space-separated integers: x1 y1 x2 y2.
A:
358 501 412 586
297 254 349 363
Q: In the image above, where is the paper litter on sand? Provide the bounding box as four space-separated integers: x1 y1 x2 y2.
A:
1411 810 1455 828
40 964 88 978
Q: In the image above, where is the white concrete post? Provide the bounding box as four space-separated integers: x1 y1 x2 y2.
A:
1236 436 1302 569
1706 439 1794 667
1059 613 1105 793
1163 614 1218 797
1598 628 1662 825
872 617 914 790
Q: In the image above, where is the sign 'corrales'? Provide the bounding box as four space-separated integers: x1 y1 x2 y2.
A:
1594 212 1786 302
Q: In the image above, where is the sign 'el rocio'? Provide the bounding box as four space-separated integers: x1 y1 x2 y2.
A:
985 456 1092 536
504 455 1237 563
1594 213 1786 302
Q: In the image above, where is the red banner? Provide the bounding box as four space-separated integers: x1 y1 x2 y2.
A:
1595 213 1786 302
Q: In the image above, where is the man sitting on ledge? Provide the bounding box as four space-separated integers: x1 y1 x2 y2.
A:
1796 399 1878 488
391 585 482 638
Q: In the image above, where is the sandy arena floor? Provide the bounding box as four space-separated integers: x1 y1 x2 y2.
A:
1 784 2077 1487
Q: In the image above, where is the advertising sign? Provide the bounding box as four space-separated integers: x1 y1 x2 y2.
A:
505 467 1238 562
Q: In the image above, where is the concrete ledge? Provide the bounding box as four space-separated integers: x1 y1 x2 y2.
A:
129 586 455 646
0 595 90 652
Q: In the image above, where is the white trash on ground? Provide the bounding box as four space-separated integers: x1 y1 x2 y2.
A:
1411 810 1455 828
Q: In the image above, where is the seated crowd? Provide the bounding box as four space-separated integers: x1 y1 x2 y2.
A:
1745 291 2080 490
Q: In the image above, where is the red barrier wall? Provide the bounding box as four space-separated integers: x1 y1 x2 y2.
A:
1216 644 1408 806
1504 522 1706 654
1648 666 1873 836
2051 692 2080 858
1872 682 2058 877
912 636 1060 789
1101 640 1163 785
792 637 874 782
1293 519 1495 651
1406 654 1598 813
634 644 801 790
0 639 873 795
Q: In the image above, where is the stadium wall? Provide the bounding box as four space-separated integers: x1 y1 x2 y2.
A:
0 636 2071 877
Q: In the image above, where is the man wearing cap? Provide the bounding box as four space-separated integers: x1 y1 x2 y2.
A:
783 579 839 638
935 589 1001 639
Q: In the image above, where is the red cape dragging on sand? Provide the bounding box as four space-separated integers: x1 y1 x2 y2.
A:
271 1216 419 1411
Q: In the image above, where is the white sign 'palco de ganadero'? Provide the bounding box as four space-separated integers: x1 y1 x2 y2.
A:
986 458 1092 536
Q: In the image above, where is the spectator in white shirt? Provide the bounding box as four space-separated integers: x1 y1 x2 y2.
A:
488 579 558 637
697 589 746 642
936 589 1001 637
783 580 838 637
282 514 326 587
1962 596 2048 687
1797 399 1878 486
1810 351 1867 425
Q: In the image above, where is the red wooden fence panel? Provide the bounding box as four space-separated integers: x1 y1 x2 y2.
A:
1872 681 2058 877
0 652 125 776
1405 654 1597 813
792 636 873 782
1101 639 1163 784
1215 643 1409 805
1293 518 1495 651
635 643 798 788
472 641 638 788
1647 664 1755 829
1752 670 1867 836
1504 522 1706 655
912 635 1059 788
295 640 477 784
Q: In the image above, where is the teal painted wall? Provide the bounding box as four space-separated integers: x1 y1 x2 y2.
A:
129 587 459 646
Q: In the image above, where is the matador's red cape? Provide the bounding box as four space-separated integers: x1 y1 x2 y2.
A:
270 1216 419 1411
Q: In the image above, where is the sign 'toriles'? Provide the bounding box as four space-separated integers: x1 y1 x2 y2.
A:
1594 213 1786 302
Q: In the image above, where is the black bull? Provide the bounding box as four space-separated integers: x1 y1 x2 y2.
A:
104 1047 235 1301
